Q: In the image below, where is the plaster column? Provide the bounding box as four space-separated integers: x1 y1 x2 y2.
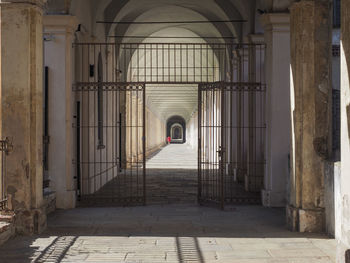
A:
0 0 46 234
261 14 290 207
339 0 350 260
245 34 264 193
44 15 78 209
288 0 332 233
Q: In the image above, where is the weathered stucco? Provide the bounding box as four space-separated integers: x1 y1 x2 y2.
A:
288 0 332 233
0 0 46 234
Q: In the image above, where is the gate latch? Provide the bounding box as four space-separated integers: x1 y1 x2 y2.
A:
217 146 225 158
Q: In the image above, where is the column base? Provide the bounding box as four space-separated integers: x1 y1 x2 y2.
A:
262 189 286 207
56 190 76 209
336 240 350 263
287 205 325 233
15 207 47 235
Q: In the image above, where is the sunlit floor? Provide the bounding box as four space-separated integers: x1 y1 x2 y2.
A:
0 205 336 263
147 144 197 169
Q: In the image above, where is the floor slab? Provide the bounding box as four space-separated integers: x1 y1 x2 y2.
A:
0 205 336 263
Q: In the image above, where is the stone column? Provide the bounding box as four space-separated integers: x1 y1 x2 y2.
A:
43 15 78 209
0 0 46 234
339 0 350 260
288 0 332 233
261 13 290 207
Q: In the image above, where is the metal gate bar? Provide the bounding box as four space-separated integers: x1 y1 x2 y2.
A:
74 43 265 84
73 42 266 207
198 82 266 207
74 83 146 206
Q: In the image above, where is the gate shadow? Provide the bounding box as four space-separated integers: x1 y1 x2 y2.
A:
0 204 333 263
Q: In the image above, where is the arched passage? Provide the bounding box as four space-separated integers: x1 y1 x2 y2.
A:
54 0 267 209
167 116 186 144
171 124 183 141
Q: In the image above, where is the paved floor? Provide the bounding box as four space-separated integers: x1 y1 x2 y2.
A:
0 205 336 263
78 144 198 206
147 144 197 204
147 144 197 169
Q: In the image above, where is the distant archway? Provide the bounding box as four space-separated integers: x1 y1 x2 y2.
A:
171 123 184 143
167 116 186 143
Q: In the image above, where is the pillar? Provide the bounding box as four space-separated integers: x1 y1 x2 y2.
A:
246 34 264 193
288 0 332 233
261 14 290 207
43 15 78 209
0 0 46 234
339 0 350 260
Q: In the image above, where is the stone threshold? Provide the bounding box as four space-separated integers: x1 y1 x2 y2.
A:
0 192 56 246
0 212 15 246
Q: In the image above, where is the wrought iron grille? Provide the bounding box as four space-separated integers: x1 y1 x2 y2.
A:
74 43 265 84
74 84 146 206
73 42 266 207
198 82 266 207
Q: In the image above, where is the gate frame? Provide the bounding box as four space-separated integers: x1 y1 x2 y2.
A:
198 81 266 209
74 82 147 206
73 41 266 207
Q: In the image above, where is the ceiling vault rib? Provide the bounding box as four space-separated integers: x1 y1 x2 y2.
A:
97 19 246 24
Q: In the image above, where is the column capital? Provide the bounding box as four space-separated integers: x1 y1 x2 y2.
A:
44 15 79 35
0 0 47 8
248 34 264 44
289 0 316 11
261 13 290 32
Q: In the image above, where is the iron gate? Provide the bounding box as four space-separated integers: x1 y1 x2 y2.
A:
198 82 266 208
75 83 146 206
73 42 266 206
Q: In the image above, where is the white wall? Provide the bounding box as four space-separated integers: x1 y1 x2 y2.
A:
146 108 166 156
261 14 290 207
186 111 198 150
44 16 78 208
339 16 350 261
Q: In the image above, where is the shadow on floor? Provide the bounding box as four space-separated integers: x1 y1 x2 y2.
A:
0 204 335 263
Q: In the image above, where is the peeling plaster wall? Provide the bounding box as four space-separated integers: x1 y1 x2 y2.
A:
1 1 47 234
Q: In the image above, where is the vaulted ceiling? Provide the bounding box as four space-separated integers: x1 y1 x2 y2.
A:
146 84 198 121
46 0 293 122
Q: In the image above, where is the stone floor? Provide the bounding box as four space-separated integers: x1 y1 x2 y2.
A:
147 169 197 204
0 205 336 263
147 144 197 169
79 144 198 206
147 144 198 204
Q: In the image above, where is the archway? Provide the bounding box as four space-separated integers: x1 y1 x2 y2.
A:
166 116 187 144
170 123 184 143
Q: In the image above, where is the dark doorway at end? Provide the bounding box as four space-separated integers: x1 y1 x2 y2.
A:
167 115 186 144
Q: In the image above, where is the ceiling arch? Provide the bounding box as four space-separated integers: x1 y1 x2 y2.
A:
100 0 245 41
51 0 265 41
146 84 198 121
115 5 232 44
